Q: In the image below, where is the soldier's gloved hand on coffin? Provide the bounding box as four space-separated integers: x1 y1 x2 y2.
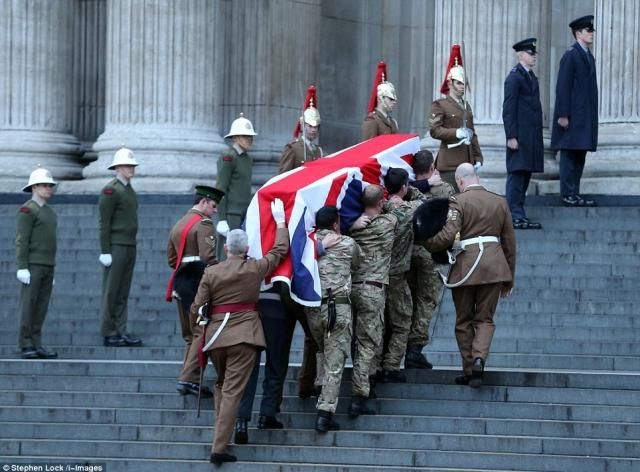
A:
216 220 230 237
99 254 112 267
271 198 286 225
16 269 30 285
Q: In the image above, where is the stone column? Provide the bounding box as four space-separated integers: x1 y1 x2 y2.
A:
423 0 555 194
320 0 435 153
83 0 226 193
0 0 81 192
219 0 322 187
581 0 640 194
72 0 107 165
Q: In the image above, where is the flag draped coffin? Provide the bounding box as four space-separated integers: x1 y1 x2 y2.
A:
245 134 420 307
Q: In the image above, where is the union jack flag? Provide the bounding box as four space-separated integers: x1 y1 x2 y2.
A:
245 134 420 307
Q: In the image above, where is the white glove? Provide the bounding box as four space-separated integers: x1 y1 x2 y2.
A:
271 198 286 225
216 220 230 237
474 162 482 172
99 254 112 267
455 128 467 139
17 269 30 285
464 127 474 139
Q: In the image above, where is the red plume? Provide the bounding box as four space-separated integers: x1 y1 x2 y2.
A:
440 44 463 95
366 62 388 114
293 85 318 138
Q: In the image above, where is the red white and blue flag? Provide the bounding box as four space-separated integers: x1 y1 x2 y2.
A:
245 133 420 306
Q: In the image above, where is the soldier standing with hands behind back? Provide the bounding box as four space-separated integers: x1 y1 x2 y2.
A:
99 147 142 347
16 168 59 359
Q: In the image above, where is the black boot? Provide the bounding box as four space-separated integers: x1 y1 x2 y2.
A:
315 410 340 433
348 395 376 418
469 357 485 388
382 369 406 383
234 418 248 444
368 375 377 400
404 345 433 369
210 452 237 465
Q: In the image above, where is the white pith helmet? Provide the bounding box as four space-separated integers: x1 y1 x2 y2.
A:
225 113 258 138
23 167 57 193
108 146 138 170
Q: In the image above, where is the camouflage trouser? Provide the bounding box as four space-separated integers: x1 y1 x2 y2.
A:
382 273 413 371
306 301 352 413
407 245 443 349
351 283 386 397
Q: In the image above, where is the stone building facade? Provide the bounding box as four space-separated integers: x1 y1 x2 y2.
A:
0 0 637 194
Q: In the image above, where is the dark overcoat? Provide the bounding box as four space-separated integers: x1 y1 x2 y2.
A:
502 64 544 173
550 42 598 151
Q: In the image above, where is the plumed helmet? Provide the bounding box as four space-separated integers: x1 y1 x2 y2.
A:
23 167 57 192
294 86 321 137
225 113 257 138
377 81 397 101
447 64 466 84
108 146 138 170
440 44 467 95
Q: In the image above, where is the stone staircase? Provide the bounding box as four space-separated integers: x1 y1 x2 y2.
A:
1 196 639 471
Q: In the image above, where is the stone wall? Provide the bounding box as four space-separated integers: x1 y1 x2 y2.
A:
0 0 637 194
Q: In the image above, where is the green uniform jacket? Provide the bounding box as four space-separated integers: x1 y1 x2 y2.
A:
99 178 138 252
16 200 57 268
216 146 253 221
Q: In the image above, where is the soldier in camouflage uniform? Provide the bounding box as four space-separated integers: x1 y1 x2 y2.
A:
405 151 455 369
349 185 397 416
99 147 142 347
305 206 361 433
378 168 426 383
215 114 257 262
16 168 58 359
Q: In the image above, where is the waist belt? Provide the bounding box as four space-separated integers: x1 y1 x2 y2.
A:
202 302 257 353
459 236 499 249
352 280 384 289
440 235 500 289
321 296 350 305
181 255 201 263
209 302 257 315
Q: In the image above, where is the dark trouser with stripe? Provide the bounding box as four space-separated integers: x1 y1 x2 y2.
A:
18 264 54 349
506 170 532 220
559 149 587 197
100 244 136 337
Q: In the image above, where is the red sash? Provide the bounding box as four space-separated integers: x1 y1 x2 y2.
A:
165 213 203 302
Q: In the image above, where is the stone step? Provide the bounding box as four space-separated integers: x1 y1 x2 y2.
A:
0 456 484 472
2 439 637 471
1 426 639 460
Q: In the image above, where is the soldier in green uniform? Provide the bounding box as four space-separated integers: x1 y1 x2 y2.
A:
215 113 257 262
99 147 142 347
378 168 425 383
405 151 455 369
362 62 398 140
349 185 397 415
16 168 59 359
167 185 224 397
306 206 361 433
